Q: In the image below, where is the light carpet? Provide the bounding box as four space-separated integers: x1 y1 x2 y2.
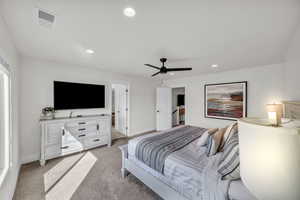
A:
13 139 161 200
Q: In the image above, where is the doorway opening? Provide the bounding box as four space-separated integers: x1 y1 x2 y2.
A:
172 87 185 127
112 83 129 140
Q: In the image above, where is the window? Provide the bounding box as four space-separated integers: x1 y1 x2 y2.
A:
0 63 10 186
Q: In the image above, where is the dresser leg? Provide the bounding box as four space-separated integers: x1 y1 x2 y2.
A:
40 159 46 167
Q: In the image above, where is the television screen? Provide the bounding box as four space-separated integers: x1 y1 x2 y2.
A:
177 94 185 106
54 81 105 110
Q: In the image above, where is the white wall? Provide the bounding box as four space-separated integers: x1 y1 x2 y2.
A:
20 57 158 163
164 64 284 128
0 16 20 200
284 23 300 100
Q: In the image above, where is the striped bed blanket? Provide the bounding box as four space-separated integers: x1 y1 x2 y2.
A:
135 126 207 173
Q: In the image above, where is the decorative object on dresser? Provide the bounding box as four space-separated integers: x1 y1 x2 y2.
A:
41 106 55 120
40 114 111 166
238 101 300 200
204 81 247 120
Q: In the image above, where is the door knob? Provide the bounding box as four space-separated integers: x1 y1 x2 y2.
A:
157 110 160 113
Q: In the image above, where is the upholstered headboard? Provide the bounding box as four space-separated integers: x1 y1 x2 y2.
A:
282 101 300 119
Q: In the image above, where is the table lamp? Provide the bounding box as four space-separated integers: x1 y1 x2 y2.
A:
238 119 300 200
266 104 282 126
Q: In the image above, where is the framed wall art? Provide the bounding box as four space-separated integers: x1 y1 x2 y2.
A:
204 81 247 120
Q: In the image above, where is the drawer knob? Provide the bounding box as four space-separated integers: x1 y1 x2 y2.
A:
93 139 100 142
78 128 86 131
78 134 86 137
61 146 69 149
78 122 86 125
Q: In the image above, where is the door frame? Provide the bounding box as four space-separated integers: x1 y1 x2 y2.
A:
170 85 187 126
111 82 130 136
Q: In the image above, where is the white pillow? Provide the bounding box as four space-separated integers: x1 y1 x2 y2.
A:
197 128 218 146
218 133 240 180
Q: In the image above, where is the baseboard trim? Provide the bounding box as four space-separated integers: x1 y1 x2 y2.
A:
21 154 39 165
9 163 21 200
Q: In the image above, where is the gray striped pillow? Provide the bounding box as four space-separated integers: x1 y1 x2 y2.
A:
218 133 240 180
219 122 238 151
206 135 217 156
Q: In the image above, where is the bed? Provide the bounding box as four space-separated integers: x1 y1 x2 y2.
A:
119 126 256 200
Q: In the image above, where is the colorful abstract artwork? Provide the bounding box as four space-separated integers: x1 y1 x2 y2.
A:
205 82 247 120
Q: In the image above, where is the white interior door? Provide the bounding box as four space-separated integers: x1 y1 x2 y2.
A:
114 84 128 135
156 87 172 131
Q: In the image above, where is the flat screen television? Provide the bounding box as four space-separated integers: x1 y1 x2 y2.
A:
177 94 185 106
54 81 105 110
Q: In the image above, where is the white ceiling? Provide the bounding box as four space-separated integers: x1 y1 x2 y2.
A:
1 0 300 79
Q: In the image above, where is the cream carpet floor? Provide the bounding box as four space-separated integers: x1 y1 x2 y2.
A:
13 139 161 200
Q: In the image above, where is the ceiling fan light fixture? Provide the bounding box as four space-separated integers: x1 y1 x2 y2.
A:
85 49 94 54
145 58 192 77
123 7 136 18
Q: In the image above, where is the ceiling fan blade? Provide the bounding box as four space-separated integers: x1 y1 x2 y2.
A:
151 71 161 77
145 64 161 70
167 68 192 71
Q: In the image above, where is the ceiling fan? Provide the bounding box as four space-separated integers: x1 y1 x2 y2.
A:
145 58 192 77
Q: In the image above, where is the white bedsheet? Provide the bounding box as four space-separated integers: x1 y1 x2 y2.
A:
128 131 228 200
128 130 256 200
228 180 257 200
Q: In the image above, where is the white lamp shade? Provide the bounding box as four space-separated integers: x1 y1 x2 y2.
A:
238 119 300 200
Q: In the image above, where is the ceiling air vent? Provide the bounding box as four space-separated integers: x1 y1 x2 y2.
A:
38 9 55 28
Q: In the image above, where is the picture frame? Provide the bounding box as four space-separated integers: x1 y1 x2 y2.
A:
204 81 247 120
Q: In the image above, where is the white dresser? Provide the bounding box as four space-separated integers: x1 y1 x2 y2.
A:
40 114 111 166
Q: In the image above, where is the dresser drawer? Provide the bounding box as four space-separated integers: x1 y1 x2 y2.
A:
65 120 98 128
84 136 107 148
68 125 98 135
73 131 99 140
61 142 83 155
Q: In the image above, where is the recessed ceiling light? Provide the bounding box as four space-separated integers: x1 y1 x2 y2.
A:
169 72 175 76
85 49 94 54
211 64 218 68
123 7 136 18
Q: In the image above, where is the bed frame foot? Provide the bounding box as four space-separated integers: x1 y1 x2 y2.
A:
119 144 129 178
121 168 129 178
